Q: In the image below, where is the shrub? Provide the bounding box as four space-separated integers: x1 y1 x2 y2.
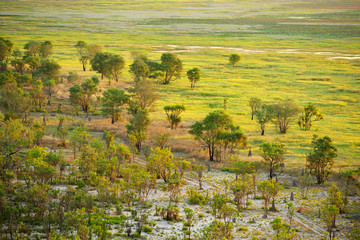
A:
187 187 208 205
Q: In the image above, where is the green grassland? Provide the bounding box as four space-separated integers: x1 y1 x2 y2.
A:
1 0 359 168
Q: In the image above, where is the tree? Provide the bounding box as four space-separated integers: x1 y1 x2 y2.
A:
298 103 323 131
10 49 26 74
25 56 41 72
0 119 32 181
164 104 185 129
232 160 255 180
101 88 128 124
194 164 206 190
183 208 195 240
260 142 286 179
43 80 56 104
129 56 150 81
69 78 98 114
108 54 125 83
248 97 262 120
147 147 175 182
325 184 343 228
74 41 89 71
128 79 158 113
272 99 300 134
230 176 252 210
270 216 297 240
0 37 13 61
257 180 282 215
160 53 182 85
0 81 32 120
40 41 53 58
229 53 240 68
189 110 245 161
321 203 339 240
126 109 150 151
306 135 337 184
90 52 112 79
187 67 200 88
254 104 273 135
33 59 61 82
24 41 41 57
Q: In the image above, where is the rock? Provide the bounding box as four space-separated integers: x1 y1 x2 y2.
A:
284 197 287 203
263 213 268 218
301 168 304 176
293 180 297 187
290 192 294 201
318 209 321 218
248 148 252 157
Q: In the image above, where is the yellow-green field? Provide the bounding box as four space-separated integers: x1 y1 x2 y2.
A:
1 0 359 168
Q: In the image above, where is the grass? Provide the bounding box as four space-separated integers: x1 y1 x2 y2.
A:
1 0 359 168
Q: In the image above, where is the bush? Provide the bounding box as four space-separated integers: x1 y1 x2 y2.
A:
187 187 208 205
143 225 153 233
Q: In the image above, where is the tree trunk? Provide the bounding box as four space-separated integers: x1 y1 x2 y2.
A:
82 62 86 71
261 129 265 135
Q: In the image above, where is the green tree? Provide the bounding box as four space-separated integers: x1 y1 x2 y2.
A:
321 203 339 240
101 88 128 124
229 53 241 68
0 81 32 121
232 160 255 180
257 179 282 215
25 55 41 72
33 59 61 82
90 52 111 79
40 41 53 58
298 103 323 131
43 79 56 104
0 119 32 181
254 104 273 135
272 99 300 134
248 97 262 120
183 208 195 240
187 67 200 88
260 142 286 179
147 147 175 182
108 54 125 83
194 164 206 190
164 104 185 129
24 41 41 57
128 79 158 113
126 109 150 151
189 110 245 161
129 56 150 81
0 37 13 61
69 78 98 114
306 135 337 184
74 41 89 71
270 216 297 240
160 53 182 85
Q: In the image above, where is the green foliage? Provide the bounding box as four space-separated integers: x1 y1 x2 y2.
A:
270 216 297 240
229 53 241 68
33 59 61 82
271 99 300 134
160 53 183 85
128 79 158 112
298 103 323 131
187 187 208 205
248 97 262 121
0 37 13 61
164 104 185 129
90 52 112 79
101 88 128 124
257 179 282 214
254 104 273 135
126 109 150 151
260 142 286 179
147 147 175 182
306 135 337 184
69 77 98 113
189 110 246 161
187 67 200 88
